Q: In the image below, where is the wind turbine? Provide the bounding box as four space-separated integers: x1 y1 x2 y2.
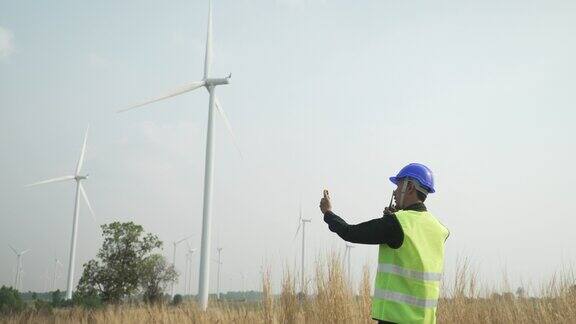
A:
25 126 96 300
185 243 197 296
171 235 194 297
216 247 223 300
52 256 63 291
118 0 239 310
19 271 26 291
293 202 311 293
8 245 30 290
344 244 354 283
43 268 51 292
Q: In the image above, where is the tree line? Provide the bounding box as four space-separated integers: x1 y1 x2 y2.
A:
1 222 178 314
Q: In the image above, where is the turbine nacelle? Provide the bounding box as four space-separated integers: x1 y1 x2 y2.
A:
75 175 88 181
204 74 231 87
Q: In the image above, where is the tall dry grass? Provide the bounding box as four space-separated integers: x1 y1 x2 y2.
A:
437 258 576 323
3 254 576 323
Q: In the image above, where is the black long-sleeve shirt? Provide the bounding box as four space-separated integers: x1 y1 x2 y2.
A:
323 202 427 249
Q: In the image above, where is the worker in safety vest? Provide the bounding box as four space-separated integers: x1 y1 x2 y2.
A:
319 163 449 324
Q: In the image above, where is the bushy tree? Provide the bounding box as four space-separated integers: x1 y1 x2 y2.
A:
140 254 177 303
76 221 175 304
50 290 64 307
172 294 183 306
0 286 25 314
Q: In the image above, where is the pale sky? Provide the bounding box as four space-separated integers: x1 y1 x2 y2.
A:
1 0 576 296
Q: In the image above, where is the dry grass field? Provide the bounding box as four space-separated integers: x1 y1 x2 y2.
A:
3 254 576 324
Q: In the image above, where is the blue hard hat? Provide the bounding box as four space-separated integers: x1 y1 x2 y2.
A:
389 163 435 193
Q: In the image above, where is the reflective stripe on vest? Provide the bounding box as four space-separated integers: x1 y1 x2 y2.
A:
374 288 438 308
378 263 443 282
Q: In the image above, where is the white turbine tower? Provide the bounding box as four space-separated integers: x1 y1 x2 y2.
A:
344 244 354 283
185 243 197 296
52 257 63 291
216 247 223 300
293 202 311 293
8 245 30 290
25 126 96 300
171 235 193 298
119 0 239 310
43 268 51 292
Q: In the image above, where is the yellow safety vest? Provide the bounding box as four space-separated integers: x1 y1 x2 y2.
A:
371 210 449 324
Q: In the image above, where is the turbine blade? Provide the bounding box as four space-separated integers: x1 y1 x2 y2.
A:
204 0 213 78
293 222 302 242
79 183 96 222
8 244 17 255
118 81 205 113
176 234 194 245
214 96 243 158
20 249 30 255
75 125 89 175
25 175 75 187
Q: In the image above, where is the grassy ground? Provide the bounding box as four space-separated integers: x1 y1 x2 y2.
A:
3 254 576 323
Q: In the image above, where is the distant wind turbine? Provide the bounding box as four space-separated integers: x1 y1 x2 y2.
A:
171 235 194 298
216 247 223 300
43 268 51 292
344 244 354 283
8 245 30 290
52 256 63 291
185 243 197 296
118 0 239 310
293 202 311 293
25 126 96 300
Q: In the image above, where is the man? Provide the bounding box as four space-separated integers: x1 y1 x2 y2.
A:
319 163 449 324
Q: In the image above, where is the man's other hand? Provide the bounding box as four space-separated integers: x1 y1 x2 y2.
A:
320 189 332 214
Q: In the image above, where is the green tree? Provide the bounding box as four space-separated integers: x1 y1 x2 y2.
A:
172 294 183 306
76 221 173 304
139 254 177 303
0 286 25 314
50 289 64 307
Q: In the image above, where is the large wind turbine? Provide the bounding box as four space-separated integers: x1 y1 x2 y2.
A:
293 202 311 293
119 0 239 310
8 245 30 290
26 126 96 300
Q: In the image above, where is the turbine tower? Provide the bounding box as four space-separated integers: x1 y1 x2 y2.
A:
52 256 63 291
216 247 223 300
185 243 197 296
293 202 311 293
8 245 30 290
344 244 354 283
171 235 193 298
119 0 239 310
26 126 96 300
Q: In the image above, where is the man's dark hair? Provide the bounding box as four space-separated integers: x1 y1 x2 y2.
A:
417 190 427 202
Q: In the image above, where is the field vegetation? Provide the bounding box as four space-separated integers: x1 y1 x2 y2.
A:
2 254 576 323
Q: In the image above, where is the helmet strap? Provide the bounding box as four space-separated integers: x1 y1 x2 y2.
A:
398 179 409 209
